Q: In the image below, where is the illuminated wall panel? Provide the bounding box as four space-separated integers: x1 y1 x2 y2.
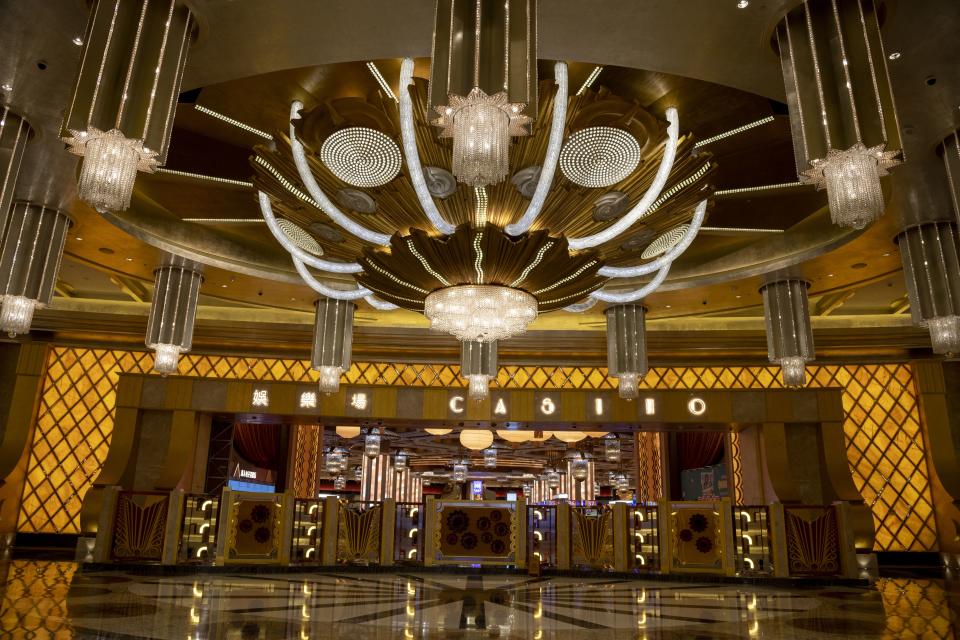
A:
16 347 935 551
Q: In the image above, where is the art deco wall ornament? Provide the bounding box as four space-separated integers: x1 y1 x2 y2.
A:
0 203 71 337
61 0 193 212
311 297 354 394
0 107 31 234
606 304 648 399
145 257 203 375
896 221 960 356
760 279 815 387
461 339 498 400
775 0 903 229
429 0 538 186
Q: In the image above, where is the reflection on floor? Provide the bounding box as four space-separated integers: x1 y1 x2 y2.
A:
0 561 958 638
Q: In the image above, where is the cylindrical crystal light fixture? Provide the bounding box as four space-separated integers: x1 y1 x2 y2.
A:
145 257 203 375
896 221 960 356
546 469 561 489
0 202 70 337
775 0 902 229
0 107 32 234
311 297 355 394
452 460 468 483
429 0 537 185
325 448 343 475
394 451 408 472
606 304 648 399
61 0 194 212
942 131 960 229
761 279 815 387
461 339 498 401
484 447 497 468
604 434 621 463
364 428 381 458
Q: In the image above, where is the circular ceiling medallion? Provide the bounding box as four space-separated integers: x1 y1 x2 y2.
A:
320 126 401 188
424 166 457 198
309 222 345 243
593 191 629 221
511 165 542 198
336 188 377 214
277 218 324 256
559 126 641 188
642 224 690 260
619 229 649 252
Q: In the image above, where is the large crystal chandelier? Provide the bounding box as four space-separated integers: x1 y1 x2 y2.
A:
61 0 193 212
0 203 71 337
461 339 498 401
761 279 815 387
897 221 960 356
775 0 902 229
145 258 203 375
311 297 355 394
429 0 537 186
425 285 537 342
606 305 648 399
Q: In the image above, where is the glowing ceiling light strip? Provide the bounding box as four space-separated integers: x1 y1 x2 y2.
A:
194 104 273 140
406 239 451 286
510 241 554 287
532 260 598 295
474 186 488 227
505 61 569 236
713 181 806 197
473 232 484 283
599 200 707 278
576 66 603 96
567 107 680 250
253 155 321 208
644 162 711 215
693 115 775 149
366 62 398 103
701 226 784 233
364 260 428 293
155 167 253 187
183 218 264 223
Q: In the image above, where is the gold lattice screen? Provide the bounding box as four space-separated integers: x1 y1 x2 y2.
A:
17 348 936 551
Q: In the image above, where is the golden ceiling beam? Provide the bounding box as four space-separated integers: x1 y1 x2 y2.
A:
815 290 856 317
109 275 148 304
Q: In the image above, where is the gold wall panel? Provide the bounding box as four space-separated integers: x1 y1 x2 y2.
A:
0 560 76 635
110 492 168 562
16 348 936 552
784 506 841 577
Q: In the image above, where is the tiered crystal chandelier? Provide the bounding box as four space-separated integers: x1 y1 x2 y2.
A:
311 298 354 394
0 202 71 337
425 285 537 342
429 0 537 186
761 279 815 387
61 0 194 212
145 258 203 375
897 221 960 356
775 0 902 230
606 305 648 399
460 339 498 401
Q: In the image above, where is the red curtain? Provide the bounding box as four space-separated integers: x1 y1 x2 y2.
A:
677 432 725 470
233 423 281 470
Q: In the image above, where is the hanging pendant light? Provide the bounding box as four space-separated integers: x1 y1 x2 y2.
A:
775 0 902 229
896 221 960 356
395 450 408 472
452 459 468 483
0 107 31 235
364 428 381 458
145 257 202 375
325 448 343 475
334 447 350 473
61 0 194 212
333 475 347 490
429 0 537 186
461 339 498 401
571 456 589 482
546 469 561 489
761 279 815 387
460 429 495 451
311 297 354 394
604 435 621 463
0 202 71 337
484 447 498 468
606 304 648 399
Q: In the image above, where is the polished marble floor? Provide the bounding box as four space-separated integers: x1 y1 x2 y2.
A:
0 561 957 639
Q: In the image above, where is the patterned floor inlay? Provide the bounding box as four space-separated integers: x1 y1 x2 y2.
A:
0 560 958 638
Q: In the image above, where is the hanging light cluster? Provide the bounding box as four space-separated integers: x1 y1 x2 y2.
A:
429 0 538 186
61 0 194 212
0 203 71 337
775 0 902 229
896 221 960 356
461 339 498 401
761 279 815 387
311 297 354 394
145 257 202 375
606 304 648 399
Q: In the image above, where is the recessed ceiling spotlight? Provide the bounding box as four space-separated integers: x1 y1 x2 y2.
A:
72 36 84 46
888 51 901 61
74 236 83 241
125 257 133 262
665 304 672 308
737 0 749 7
220 284 227 288
0 83 11 91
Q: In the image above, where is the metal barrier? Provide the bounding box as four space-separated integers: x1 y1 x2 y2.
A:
177 494 219 564
394 502 424 564
290 499 324 564
732 505 773 575
630 503 660 572
527 504 557 567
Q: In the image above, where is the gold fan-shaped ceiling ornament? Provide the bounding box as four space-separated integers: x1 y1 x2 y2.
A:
250 66 714 339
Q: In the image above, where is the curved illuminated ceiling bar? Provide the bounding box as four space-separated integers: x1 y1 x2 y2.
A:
566 107 680 251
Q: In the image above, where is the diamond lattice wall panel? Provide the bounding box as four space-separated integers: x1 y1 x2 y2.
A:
15 348 936 550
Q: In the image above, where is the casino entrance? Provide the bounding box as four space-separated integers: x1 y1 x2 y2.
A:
79 373 870 579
